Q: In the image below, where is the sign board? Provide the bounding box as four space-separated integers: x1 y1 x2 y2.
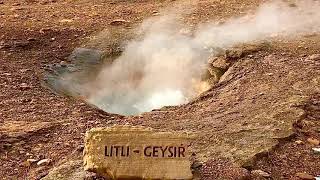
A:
84 125 194 179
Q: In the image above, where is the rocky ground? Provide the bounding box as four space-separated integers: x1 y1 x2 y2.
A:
0 0 319 179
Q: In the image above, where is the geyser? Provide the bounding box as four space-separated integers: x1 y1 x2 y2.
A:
44 0 320 116
85 1 320 116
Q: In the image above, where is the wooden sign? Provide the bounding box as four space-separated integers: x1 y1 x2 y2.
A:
84 125 194 179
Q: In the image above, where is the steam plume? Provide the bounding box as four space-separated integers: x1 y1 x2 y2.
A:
86 0 320 115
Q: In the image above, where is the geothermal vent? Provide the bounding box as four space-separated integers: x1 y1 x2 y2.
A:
43 0 320 116
43 46 214 116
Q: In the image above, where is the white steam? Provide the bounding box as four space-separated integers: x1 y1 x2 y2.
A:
87 0 320 115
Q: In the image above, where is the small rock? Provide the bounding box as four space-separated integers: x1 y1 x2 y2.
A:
211 57 230 69
37 159 51 166
40 28 51 34
312 147 320 154
191 161 203 169
24 158 39 166
22 161 31 167
3 73 11 76
20 68 31 73
295 140 304 145
60 61 67 67
76 145 84 152
109 19 130 26
19 83 31 90
10 6 24 11
0 41 10 49
3 143 12 149
296 172 315 180
13 40 30 48
27 158 38 163
307 138 320 145
37 154 45 160
251 169 270 178
152 11 160 16
225 48 243 60
207 66 226 83
306 54 320 61
27 38 36 41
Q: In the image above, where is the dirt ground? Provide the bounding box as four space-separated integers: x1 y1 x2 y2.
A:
0 0 319 179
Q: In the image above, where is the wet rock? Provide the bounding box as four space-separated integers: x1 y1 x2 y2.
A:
307 138 319 145
43 47 106 97
37 159 51 166
295 172 315 180
251 169 270 178
68 48 104 65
